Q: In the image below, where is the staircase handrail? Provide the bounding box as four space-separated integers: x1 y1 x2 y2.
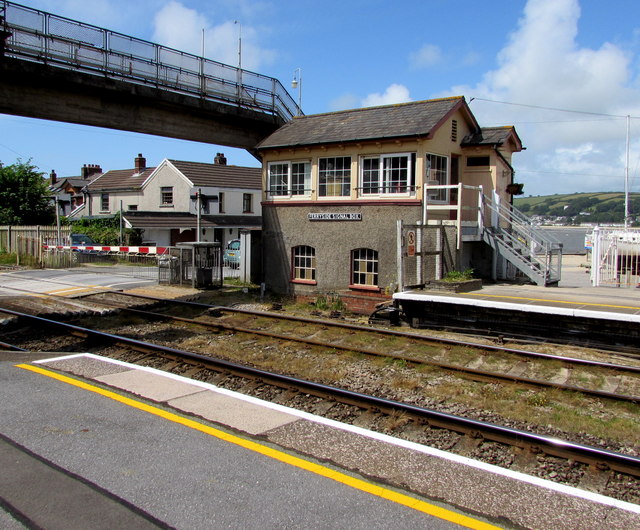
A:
484 195 561 252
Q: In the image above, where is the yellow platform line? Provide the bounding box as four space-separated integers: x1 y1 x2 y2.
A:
467 292 640 311
46 286 110 296
16 363 500 530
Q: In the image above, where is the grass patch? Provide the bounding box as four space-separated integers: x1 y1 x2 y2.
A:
441 268 475 282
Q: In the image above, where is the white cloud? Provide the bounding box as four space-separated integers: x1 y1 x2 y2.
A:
361 84 412 107
152 1 275 71
409 44 442 69
449 0 640 194
328 93 360 111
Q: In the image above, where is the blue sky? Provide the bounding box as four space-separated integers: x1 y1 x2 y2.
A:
2 0 640 196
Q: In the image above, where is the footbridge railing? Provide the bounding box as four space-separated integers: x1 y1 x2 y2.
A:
0 1 299 122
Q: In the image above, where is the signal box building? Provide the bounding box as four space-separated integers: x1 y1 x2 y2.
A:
256 96 556 308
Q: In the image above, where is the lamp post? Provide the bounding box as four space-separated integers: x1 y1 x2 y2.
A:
291 67 302 115
234 21 242 70
235 21 242 103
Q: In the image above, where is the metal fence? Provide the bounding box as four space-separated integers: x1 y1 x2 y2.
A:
2 0 299 121
397 221 457 290
591 227 640 287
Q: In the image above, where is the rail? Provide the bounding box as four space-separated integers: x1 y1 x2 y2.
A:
4 306 640 478
0 1 299 122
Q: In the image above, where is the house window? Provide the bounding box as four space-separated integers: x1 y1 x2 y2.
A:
219 192 225 213
100 193 109 211
451 119 458 142
319 156 351 197
360 153 415 195
243 193 252 213
267 161 311 197
128 204 138 211
351 248 378 287
466 156 490 167
425 153 449 202
292 245 316 282
161 186 173 205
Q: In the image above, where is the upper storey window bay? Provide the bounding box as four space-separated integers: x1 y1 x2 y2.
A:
268 161 311 198
319 156 351 198
360 153 416 196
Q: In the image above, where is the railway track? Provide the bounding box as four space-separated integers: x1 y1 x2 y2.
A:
71 292 640 404
2 272 640 356
2 289 640 404
2 307 640 504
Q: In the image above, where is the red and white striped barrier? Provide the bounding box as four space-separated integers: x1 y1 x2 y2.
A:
43 245 168 254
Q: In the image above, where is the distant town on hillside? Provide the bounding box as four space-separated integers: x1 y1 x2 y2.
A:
514 192 640 227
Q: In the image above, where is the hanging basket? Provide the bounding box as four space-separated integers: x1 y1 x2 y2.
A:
506 183 525 195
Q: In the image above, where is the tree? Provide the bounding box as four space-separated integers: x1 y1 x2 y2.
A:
0 159 55 225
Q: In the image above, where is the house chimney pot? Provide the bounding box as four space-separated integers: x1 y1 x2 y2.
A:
214 152 227 165
49 170 57 185
81 163 103 179
135 153 146 173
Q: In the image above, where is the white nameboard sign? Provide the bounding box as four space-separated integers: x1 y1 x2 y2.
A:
308 213 362 221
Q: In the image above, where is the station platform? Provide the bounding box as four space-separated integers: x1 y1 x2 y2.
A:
1 352 639 529
394 255 640 345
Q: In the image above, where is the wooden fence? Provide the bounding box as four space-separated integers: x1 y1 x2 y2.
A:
0 225 72 254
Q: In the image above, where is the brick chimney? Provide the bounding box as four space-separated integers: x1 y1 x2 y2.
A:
81 164 103 179
49 170 57 185
134 153 146 173
214 152 227 165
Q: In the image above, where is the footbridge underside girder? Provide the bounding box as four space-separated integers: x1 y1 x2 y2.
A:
0 58 282 154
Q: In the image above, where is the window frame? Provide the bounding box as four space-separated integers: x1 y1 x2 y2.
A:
358 153 415 197
291 245 317 284
350 248 379 290
242 193 253 213
100 193 109 212
318 156 351 198
218 192 225 213
160 186 174 206
267 160 311 198
425 153 449 203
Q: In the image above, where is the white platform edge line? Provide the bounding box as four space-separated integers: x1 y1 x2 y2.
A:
33 353 640 515
393 293 640 323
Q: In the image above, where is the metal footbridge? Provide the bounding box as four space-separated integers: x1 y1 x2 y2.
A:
0 1 299 149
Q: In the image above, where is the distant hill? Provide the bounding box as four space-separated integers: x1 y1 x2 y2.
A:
513 192 640 225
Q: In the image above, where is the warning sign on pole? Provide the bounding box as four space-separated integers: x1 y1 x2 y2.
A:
407 230 416 257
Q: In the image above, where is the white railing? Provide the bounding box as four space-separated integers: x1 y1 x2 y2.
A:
590 227 640 287
482 194 562 285
423 184 562 285
423 183 484 249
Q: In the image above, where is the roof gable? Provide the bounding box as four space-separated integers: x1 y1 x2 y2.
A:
257 96 479 150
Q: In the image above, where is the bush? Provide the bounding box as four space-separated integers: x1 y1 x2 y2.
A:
71 214 142 245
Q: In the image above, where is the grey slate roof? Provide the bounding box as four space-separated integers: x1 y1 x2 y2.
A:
87 160 261 192
87 167 155 191
123 211 262 229
256 96 473 149
167 160 261 189
461 126 522 149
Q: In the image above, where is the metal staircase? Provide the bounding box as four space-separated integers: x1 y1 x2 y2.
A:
481 194 562 286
